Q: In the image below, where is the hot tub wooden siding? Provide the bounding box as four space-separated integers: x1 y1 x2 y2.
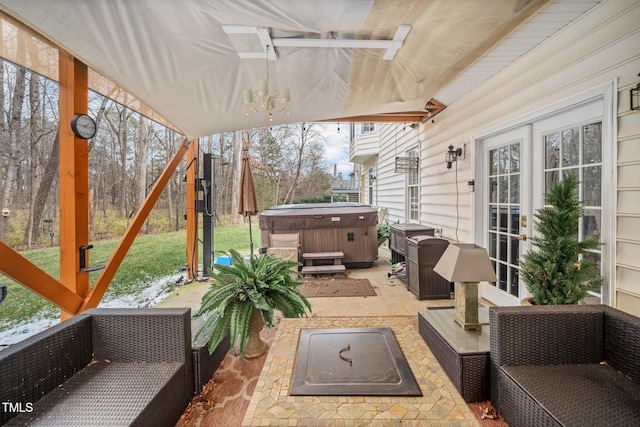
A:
259 203 378 268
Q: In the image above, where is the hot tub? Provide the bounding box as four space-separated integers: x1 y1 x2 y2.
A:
259 203 378 268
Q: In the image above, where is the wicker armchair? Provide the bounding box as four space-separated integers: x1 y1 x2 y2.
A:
1 308 193 426
490 305 640 427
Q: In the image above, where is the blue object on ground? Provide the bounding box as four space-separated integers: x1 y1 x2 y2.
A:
215 255 232 265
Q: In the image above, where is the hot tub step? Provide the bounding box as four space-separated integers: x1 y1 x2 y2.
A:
301 264 346 277
302 251 345 266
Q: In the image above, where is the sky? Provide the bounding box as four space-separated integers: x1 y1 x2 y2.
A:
319 122 352 177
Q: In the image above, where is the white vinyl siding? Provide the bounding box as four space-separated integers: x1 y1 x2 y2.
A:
348 0 640 314
375 125 420 223
418 0 639 312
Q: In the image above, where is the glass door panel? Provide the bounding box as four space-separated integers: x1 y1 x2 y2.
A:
543 121 603 300
488 142 522 298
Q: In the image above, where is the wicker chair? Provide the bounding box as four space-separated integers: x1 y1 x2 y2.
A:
0 308 193 426
490 305 640 427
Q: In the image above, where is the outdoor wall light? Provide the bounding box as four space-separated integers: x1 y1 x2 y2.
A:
369 173 377 182
445 145 462 169
468 180 475 192
631 73 640 111
434 244 496 331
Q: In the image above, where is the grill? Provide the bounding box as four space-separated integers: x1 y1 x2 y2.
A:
389 223 435 264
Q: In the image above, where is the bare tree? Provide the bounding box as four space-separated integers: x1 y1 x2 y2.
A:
134 115 151 233
0 66 26 243
22 72 43 247
282 123 325 204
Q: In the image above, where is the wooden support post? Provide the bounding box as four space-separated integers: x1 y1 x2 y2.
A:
0 240 83 316
58 51 90 320
185 141 199 280
79 138 192 312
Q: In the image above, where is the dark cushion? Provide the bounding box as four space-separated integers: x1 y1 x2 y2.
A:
6 361 184 426
502 364 640 427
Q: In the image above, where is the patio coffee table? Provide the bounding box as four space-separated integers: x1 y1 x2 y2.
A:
418 308 490 402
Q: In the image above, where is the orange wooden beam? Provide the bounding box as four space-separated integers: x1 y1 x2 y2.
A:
185 140 199 280
79 138 193 312
58 51 90 319
0 240 83 315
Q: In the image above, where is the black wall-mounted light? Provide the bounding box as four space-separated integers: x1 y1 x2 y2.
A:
369 173 377 182
631 73 640 111
445 145 462 169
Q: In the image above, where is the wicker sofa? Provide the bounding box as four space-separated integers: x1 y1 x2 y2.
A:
490 305 640 427
0 308 194 426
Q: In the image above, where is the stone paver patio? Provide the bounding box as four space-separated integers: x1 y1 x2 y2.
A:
242 315 481 427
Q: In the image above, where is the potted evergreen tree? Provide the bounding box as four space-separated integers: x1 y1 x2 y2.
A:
519 173 602 305
195 249 311 358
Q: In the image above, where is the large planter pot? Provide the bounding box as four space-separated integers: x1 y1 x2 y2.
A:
521 297 535 306
244 309 268 358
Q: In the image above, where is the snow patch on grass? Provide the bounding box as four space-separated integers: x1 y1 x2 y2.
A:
0 274 183 347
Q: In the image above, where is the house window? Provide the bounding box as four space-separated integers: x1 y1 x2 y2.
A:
361 123 375 134
407 149 419 221
368 167 374 205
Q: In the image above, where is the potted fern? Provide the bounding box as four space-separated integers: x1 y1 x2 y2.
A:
519 173 602 305
195 249 311 358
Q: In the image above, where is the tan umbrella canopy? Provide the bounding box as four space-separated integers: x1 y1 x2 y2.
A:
238 150 259 255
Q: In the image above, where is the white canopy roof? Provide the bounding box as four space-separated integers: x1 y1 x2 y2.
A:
0 0 554 139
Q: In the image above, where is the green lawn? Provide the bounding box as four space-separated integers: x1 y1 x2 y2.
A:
0 222 257 331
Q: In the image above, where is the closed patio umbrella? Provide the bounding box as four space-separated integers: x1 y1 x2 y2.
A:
238 150 259 255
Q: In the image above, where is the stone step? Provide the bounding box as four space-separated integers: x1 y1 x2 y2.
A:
301 264 346 277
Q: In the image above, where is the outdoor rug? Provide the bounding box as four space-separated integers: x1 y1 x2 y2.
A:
298 277 376 298
176 321 277 427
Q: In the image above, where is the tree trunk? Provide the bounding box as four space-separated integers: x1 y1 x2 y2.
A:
230 130 244 224
216 133 227 224
135 116 150 233
117 107 129 218
0 67 26 243
23 73 44 247
283 123 307 204
25 130 59 248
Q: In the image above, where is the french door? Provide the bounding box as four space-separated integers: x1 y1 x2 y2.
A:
476 96 610 306
478 126 531 305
